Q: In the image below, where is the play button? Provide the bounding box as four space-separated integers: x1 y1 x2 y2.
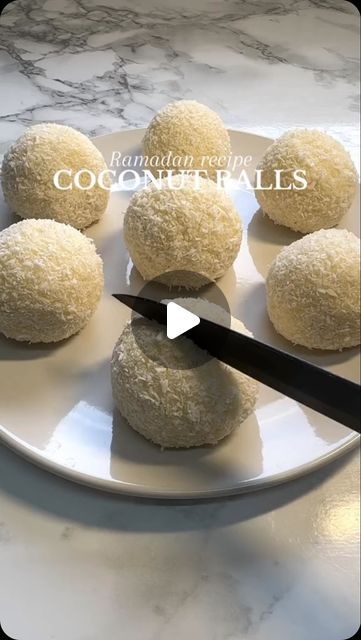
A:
166 302 200 339
129 269 231 370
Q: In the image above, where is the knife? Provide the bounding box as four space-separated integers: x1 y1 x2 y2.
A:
113 293 361 433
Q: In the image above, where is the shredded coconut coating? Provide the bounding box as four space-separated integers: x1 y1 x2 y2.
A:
111 299 258 448
266 229 360 350
143 100 231 181
255 129 358 233
0 219 104 343
124 174 242 289
1 123 110 229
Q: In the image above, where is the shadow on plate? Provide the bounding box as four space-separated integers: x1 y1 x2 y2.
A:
0 332 73 361
248 207 302 246
247 208 302 278
0 203 19 232
93 228 130 294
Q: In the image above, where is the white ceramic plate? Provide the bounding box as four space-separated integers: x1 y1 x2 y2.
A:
0 129 359 499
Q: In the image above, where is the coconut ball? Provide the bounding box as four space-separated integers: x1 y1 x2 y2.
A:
111 299 258 448
143 100 231 181
1 123 110 229
255 129 358 233
124 174 242 289
0 219 104 343
266 229 360 350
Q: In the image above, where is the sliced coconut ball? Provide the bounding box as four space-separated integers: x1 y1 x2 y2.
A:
111 299 258 448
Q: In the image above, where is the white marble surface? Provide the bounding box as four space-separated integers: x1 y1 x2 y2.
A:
0 0 360 638
0 0 360 164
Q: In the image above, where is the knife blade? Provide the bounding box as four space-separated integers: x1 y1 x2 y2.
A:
113 293 361 433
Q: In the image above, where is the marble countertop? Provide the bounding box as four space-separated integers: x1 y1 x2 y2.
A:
0 1 360 639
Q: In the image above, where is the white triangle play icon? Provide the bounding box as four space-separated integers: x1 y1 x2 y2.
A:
167 302 200 340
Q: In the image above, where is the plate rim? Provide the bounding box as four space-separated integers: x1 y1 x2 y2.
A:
0 425 359 499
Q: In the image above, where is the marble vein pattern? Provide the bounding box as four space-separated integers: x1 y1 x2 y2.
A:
0 0 359 166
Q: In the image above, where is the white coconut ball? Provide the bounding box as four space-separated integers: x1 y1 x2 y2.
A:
143 100 231 180
266 229 360 350
0 219 104 343
124 174 242 289
111 299 259 448
1 123 110 229
255 129 358 233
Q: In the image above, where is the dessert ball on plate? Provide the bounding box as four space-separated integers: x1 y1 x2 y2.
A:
111 299 259 449
0 219 104 343
1 123 110 229
266 229 360 350
255 129 358 233
143 100 231 180
124 174 242 289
